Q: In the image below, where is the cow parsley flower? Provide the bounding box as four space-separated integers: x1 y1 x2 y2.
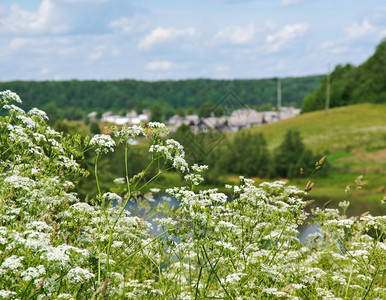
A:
103 192 122 205
28 107 49 122
191 164 208 173
146 122 170 136
21 265 46 281
1 255 24 271
66 267 95 284
0 90 22 104
114 124 145 144
3 104 25 115
89 134 115 154
0 290 17 298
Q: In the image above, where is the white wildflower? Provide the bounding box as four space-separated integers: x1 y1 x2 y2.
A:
191 164 208 173
3 104 25 115
0 290 17 298
89 134 115 154
154 217 177 230
146 122 169 136
66 266 95 284
184 173 204 186
114 177 125 184
21 265 46 281
1 255 24 271
28 107 49 122
114 124 145 144
339 200 350 210
103 192 122 205
57 294 74 300
0 90 22 104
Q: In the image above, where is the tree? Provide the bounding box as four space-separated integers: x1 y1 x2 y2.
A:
273 129 328 178
198 101 215 118
176 107 185 117
150 104 163 122
274 130 305 178
90 122 101 135
135 101 143 115
222 132 272 178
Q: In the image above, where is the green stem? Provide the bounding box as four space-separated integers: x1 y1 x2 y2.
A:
201 245 233 300
112 228 172 272
344 266 353 299
94 152 103 284
194 253 203 300
95 153 101 198
125 145 131 195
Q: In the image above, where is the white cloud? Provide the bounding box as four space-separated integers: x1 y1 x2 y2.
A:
60 0 109 2
109 15 150 35
145 60 173 71
344 20 376 40
0 0 70 35
138 27 198 50
214 64 229 72
9 38 28 50
280 0 310 6
266 23 309 52
319 41 348 55
213 24 258 45
40 68 50 75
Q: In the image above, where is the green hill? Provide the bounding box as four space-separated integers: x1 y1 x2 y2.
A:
243 103 386 215
302 39 386 112
247 103 386 153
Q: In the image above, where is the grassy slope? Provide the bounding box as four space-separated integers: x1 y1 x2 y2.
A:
245 103 386 153
240 103 386 215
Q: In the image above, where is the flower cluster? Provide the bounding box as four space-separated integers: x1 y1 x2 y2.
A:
149 139 189 172
89 134 116 154
0 90 22 104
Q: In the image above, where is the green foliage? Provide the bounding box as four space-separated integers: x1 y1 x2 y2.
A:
198 101 219 118
302 38 386 112
89 122 100 134
223 132 273 177
273 130 327 179
150 103 163 122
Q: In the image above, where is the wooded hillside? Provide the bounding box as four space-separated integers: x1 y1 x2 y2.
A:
302 39 386 112
0 76 321 121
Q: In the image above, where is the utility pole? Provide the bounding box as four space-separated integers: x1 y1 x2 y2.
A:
277 78 281 120
325 64 331 115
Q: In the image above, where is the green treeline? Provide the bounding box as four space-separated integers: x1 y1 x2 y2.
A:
172 125 327 183
302 38 386 112
0 76 322 121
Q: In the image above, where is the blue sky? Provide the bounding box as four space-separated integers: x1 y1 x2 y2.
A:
1 0 386 81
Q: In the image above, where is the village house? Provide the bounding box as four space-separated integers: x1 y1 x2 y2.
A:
99 110 150 125
167 106 301 133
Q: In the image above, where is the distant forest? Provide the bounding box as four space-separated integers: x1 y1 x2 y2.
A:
0 76 322 121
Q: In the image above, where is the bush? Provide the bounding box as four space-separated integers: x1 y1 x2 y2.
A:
274 129 328 179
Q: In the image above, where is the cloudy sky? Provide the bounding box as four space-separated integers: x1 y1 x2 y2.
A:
1 0 386 81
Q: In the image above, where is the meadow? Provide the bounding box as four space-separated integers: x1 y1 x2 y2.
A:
0 90 385 299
